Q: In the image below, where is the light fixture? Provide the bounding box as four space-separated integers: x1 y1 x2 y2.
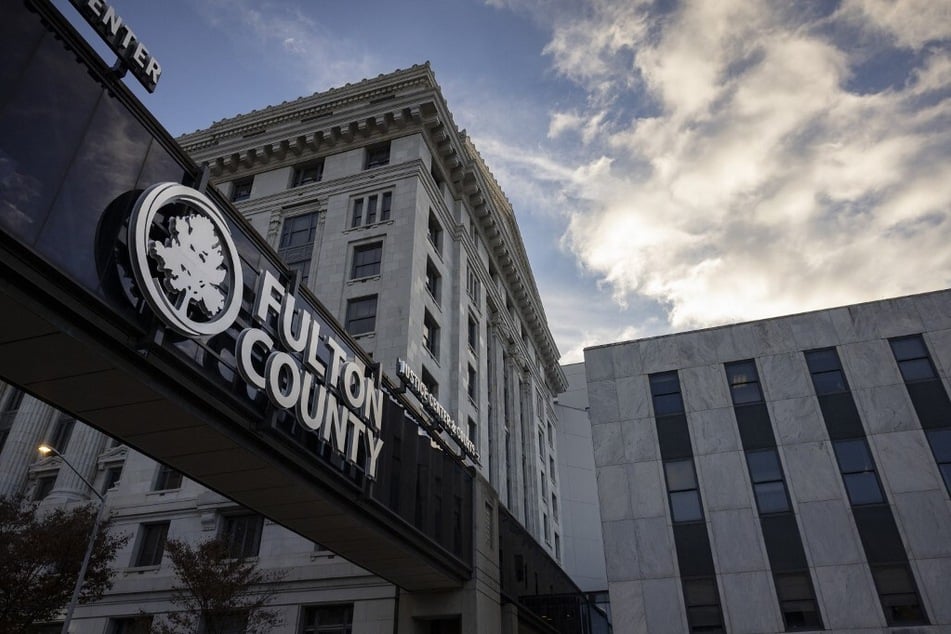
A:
37 444 57 457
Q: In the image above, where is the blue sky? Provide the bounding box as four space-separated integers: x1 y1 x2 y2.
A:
56 0 951 362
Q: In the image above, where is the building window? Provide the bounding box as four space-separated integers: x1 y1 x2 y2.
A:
421 367 438 398
547 421 554 447
889 335 937 382
467 313 478 352
804 347 849 394
423 310 440 358
101 465 123 494
279 212 318 286
351 242 382 279
928 429 951 493
649 371 685 416
108 615 153 634
466 266 480 304
833 439 884 505
543 512 551 543
552 493 559 520
538 428 546 456
231 177 253 202
549 455 556 482
345 295 377 336
291 159 324 187
540 469 548 498
48 415 74 453
427 210 443 253
425 259 441 304
364 141 390 169
153 464 183 491
554 533 561 560
221 513 264 559
774 572 823 629
664 459 703 522
746 449 790 514
300 603 353 634
33 473 57 501
870 564 927 626
467 364 478 402
683 577 725 633
133 522 169 567
350 192 392 228
724 360 764 405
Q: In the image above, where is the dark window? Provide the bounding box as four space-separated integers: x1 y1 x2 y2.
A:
650 371 685 416
425 259 441 303
833 439 884 505
48 416 74 452
664 459 703 522
364 141 390 169
345 296 377 335
231 177 253 202
153 464 183 491
468 418 477 445
683 577 724 633
421 368 438 398
870 564 927 626
466 267 481 303
2 388 23 413
927 429 951 493
108 615 153 634
102 465 123 494
467 364 478 401
133 522 169 567
350 193 391 228
300 603 353 634
291 160 323 187
221 513 264 559
804 347 849 394
279 213 318 286
33 473 57 501
774 572 823 630
725 360 764 405
746 449 790 514
428 210 443 253
890 335 937 382
467 314 478 351
351 242 382 279
423 311 440 358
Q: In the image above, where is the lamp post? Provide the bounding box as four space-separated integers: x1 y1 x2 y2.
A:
37 444 107 634
552 399 590 413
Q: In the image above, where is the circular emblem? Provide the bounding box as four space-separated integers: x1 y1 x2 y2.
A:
128 182 243 337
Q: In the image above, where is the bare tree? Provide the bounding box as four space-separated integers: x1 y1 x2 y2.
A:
0 496 127 631
152 538 284 634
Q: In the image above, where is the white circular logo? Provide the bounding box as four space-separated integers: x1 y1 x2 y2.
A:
128 182 243 337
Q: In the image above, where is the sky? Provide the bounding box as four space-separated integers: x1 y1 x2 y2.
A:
55 0 951 363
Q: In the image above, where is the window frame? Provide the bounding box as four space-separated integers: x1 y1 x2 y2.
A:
299 603 354 634
423 310 440 358
231 176 253 202
833 438 885 506
364 141 390 170
344 295 378 336
425 258 442 304
291 159 324 187
664 459 704 523
889 335 938 383
220 513 264 559
725 360 764 405
132 521 169 567
746 448 791 515
427 210 443 254
350 241 383 279
153 464 183 491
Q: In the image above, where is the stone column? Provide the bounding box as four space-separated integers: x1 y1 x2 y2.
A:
49 421 107 502
0 396 55 497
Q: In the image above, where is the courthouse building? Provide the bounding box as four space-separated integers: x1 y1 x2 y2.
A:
584 290 951 633
0 1 605 633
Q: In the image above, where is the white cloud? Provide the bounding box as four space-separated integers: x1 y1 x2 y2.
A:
495 0 951 334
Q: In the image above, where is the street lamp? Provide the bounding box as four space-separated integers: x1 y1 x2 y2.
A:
37 444 108 634
552 398 590 413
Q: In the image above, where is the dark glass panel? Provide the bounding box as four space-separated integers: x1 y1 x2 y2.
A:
940 464 951 491
871 565 928 626
761 515 808 571
811 370 847 394
906 380 951 428
731 382 763 405
664 459 697 491
853 507 908 564
649 371 681 397
833 439 875 473
734 404 777 450
817 393 866 439
747 449 782 483
656 415 694 461
890 336 928 361
653 392 685 416
899 358 936 382
725 360 758 385
670 490 703 522
684 577 718 605
0 31 102 244
0 6 46 104
754 481 790 514
673 523 716 576
686 605 723 632
844 472 884 505
804 348 841 373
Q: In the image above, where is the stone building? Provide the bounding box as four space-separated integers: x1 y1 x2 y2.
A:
584 290 951 633
0 2 584 631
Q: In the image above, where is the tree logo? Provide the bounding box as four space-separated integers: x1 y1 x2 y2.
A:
128 182 243 337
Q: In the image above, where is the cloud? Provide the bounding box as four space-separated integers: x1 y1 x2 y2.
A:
494 0 951 334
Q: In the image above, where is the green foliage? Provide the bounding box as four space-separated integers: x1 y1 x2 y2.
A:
0 496 127 631
152 538 284 634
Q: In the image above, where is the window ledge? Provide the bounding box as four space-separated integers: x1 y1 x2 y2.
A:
348 275 381 285
125 565 161 574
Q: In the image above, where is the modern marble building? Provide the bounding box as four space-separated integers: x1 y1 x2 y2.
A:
584 289 951 633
